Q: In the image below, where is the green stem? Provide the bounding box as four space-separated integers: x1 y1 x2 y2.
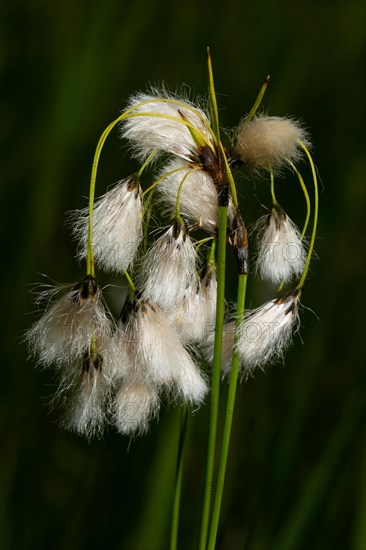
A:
170 407 189 550
126 96 216 142
287 160 311 239
199 204 228 550
87 115 125 276
207 274 248 549
208 239 216 265
137 149 157 179
270 168 277 206
296 142 319 289
175 169 196 219
195 237 214 253
124 271 136 293
142 167 184 197
86 99 215 276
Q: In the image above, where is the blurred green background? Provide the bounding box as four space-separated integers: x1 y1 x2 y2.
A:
1 1 365 549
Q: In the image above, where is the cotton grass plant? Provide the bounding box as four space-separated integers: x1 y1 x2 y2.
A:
26 49 319 549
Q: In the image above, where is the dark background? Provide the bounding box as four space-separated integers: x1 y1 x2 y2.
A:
1 1 365 549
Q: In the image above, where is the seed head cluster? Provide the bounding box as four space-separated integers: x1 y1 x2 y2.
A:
27 85 312 438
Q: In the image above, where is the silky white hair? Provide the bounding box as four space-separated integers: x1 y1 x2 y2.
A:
121 90 212 163
234 115 308 171
254 206 307 283
138 221 198 310
156 158 219 233
71 176 143 274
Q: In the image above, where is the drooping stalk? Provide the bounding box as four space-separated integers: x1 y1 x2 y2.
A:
175 169 196 220
124 96 217 143
296 141 319 289
87 116 123 277
199 203 228 550
142 166 184 198
86 104 214 276
287 159 311 239
207 273 248 549
169 407 189 550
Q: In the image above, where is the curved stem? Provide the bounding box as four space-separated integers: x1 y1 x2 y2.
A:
170 407 189 550
142 166 185 197
86 101 216 276
199 204 228 550
194 236 214 253
207 274 248 549
126 112 214 152
296 142 319 289
287 160 311 239
175 169 196 219
87 115 125 276
137 149 158 178
124 96 216 144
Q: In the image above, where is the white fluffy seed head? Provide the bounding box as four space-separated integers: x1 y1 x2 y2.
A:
234 115 307 171
235 290 301 377
71 175 143 274
108 327 133 384
61 351 112 439
121 91 212 163
26 277 113 369
139 219 198 310
156 159 219 233
123 300 207 404
114 381 160 436
169 263 217 343
167 283 200 342
255 205 307 283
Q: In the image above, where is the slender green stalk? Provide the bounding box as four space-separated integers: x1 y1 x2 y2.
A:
270 168 277 206
86 100 214 276
87 116 124 276
175 169 196 219
199 204 228 550
296 141 319 289
170 407 189 550
194 237 214 253
287 159 311 239
207 274 248 549
142 166 184 197
137 149 157 178
124 271 136 292
125 96 216 142
276 160 312 294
